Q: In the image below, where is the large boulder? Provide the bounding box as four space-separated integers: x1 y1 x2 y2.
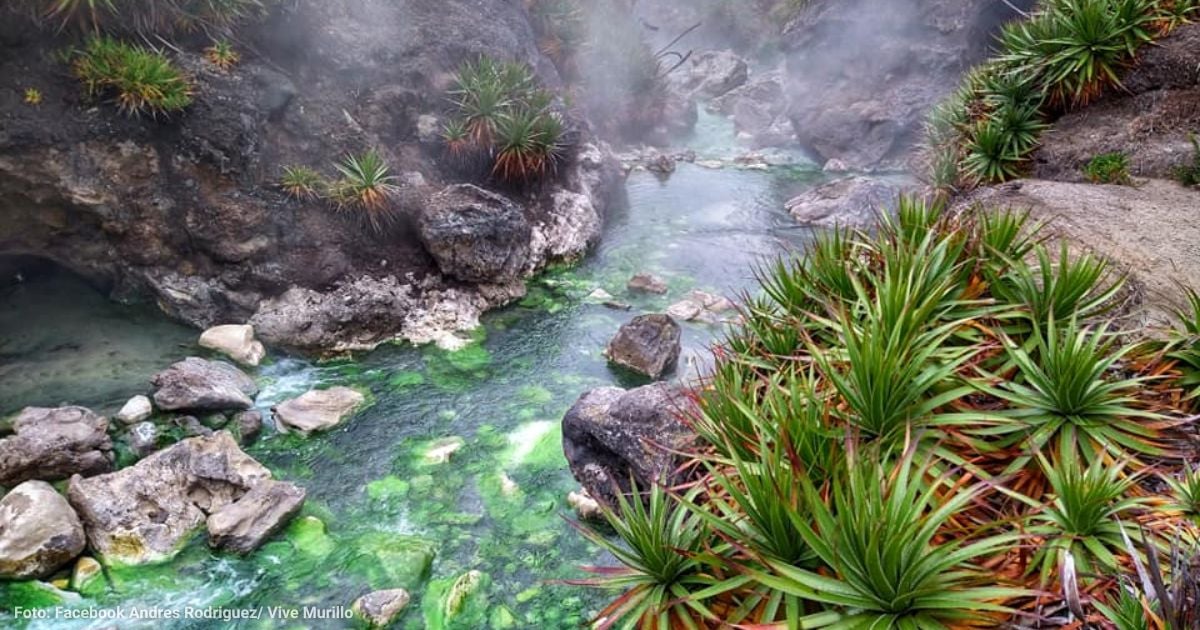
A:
709 70 795 148
782 0 1034 169
785 176 908 228
681 50 749 99
206 480 306 554
605 314 682 380
272 387 366 435
561 384 696 505
418 185 532 284
66 431 293 565
198 324 267 367
151 357 259 412
0 406 113 487
0 481 87 579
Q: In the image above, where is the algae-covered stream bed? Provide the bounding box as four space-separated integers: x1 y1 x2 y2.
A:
0 123 821 629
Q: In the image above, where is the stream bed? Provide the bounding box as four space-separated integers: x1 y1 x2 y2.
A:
0 118 822 629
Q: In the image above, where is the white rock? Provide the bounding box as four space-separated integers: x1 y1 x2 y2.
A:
423 437 465 465
115 395 153 425
567 489 604 521
586 288 614 301
199 324 266 367
273 387 365 435
667 299 703 321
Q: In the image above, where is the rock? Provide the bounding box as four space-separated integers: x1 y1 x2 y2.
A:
173 415 214 438
567 488 604 521
353 589 412 628
422 437 466 465
627 273 669 295
561 384 696 506
785 176 907 229
823 158 850 173
0 481 87 579
605 315 681 380
353 531 437 589
666 300 703 321
686 290 735 314
426 570 490 627
70 556 105 596
200 412 229 429
586 288 614 302
67 431 275 565
151 357 258 412
273 387 365 435
684 50 749 99
198 324 266 367
233 410 263 445
115 395 153 425
416 114 441 144
206 480 306 554
708 71 794 148
0 406 113 487
418 184 532 283
126 421 159 458
646 153 676 175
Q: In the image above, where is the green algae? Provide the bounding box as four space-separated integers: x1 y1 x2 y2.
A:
421 570 489 630
351 532 436 591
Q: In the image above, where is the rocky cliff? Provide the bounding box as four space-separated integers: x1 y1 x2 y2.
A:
0 0 621 353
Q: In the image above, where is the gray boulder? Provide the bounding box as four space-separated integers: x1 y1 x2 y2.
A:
273 387 366 435
683 50 749 99
126 421 160 458
114 395 153 425
0 406 113 487
627 273 669 295
605 315 682 379
67 431 281 565
418 184 532 283
233 410 263 445
785 176 906 229
709 71 795 148
0 481 87 579
206 480 306 554
561 384 696 505
152 357 259 412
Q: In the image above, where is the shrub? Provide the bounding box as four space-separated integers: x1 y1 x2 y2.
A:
72 36 192 117
1084 151 1132 184
23 0 268 35
1174 132 1200 187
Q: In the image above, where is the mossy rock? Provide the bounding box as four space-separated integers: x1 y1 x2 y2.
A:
70 556 106 597
351 532 436 591
288 516 336 559
0 580 81 611
421 570 490 630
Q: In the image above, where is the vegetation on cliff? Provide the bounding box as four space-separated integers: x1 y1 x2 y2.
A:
574 198 1200 627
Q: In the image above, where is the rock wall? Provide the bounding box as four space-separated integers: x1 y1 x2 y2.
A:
0 0 621 353
781 0 1035 170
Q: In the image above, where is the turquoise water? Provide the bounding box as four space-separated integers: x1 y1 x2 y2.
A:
0 121 822 628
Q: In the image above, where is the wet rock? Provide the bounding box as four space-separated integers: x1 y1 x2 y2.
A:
422 437 465 465
561 383 696 506
418 184 532 284
0 481 87 579
708 71 794 148
353 589 411 628
687 290 736 314
785 176 906 229
666 299 703 321
586 288 614 302
115 395 153 425
70 556 105 596
646 153 677 175
0 406 113 487
206 480 306 554
273 387 365 435
416 114 440 144
151 357 258 412
67 431 275 566
198 324 266 367
683 50 749 99
823 158 850 173
605 315 681 380
427 570 490 627
126 422 159 458
627 273 669 295
233 410 263 445
353 531 437 590
200 412 229 429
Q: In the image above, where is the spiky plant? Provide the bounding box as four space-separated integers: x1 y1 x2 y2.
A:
1022 450 1149 584
972 317 1167 468
962 118 1025 184
1165 465 1200 522
23 88 43 105
441 118 472 160
279 165 323 200
990 241 1123 329
1094 585 1154 630
492 108 565 182
568 480 718 628
1166 287 1200 407
1085 151 1132 184
72 36 193 117
327 150 399 230
741 452 1024 627
450 57 530 145
204 39 240 70
23 0 266 34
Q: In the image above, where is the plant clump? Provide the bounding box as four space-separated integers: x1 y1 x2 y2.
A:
203 39 239 70
443 57 569 184
277 151 401 234
279 165 324 200
21 0 271 35
923 0 1198 191
71 36 193 117
23 88 43 105
1084 151 1133 184
571 197 1200 628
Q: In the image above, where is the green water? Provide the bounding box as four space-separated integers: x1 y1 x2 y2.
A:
0 119 823 629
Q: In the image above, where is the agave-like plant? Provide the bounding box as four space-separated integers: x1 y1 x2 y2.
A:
204 39 239 70
741 451 1025 627
279 165 324 200
1166 287 1200 407
990 241 1123 329
1093 585 1154 630
972 317 1167 469
962 118 1025 184
73 36 193 117
328 150 400 230
1165 464 1200 522
568 480 718 629
492 108 565 182
1021 450 1149 583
